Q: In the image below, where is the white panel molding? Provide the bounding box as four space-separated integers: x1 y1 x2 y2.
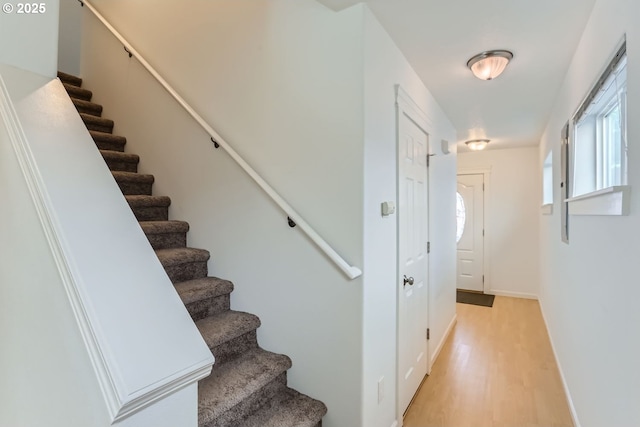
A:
0 72 212 422
567 185 630 215
538 297 582 427
429 313 457 371
457 168 492 294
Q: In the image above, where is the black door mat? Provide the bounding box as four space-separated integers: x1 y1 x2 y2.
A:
456 290 495 307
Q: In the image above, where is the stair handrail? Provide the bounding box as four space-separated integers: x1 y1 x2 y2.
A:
79 0 362 280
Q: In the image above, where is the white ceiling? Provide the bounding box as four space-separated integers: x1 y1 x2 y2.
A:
318 0 596 151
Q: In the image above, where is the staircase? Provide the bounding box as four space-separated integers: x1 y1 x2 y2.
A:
58 71 327 427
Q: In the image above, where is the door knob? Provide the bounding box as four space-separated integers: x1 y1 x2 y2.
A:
403 275 414 286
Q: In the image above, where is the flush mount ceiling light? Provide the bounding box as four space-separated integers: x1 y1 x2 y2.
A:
465 139 490 151
467 50 513 80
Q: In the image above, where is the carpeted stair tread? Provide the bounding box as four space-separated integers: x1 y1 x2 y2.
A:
80 112 114 133
72 97 103 116
175 277 234 305
90 130 127 152
198 348 292 427
63 83 92 101
100 150 139 165
240 387 328 427
196 311 261 351
155 247 210 267
125 194 171 208
57 71 82 87
140 220 189 235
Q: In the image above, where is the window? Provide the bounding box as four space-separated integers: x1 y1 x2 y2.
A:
542 151 553 205
572 41 627 197
456 192 466 243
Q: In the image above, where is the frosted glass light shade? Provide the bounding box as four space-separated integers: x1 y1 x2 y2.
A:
467 50 513 80
465 139 490 151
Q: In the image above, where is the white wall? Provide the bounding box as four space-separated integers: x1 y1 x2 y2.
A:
538 0 640 425
0 0 59 77
77 1 365 426
458 147 540 299
363 7 457 427
58 0 83 76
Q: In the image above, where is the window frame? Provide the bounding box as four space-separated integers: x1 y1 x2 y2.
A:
567 39 630 216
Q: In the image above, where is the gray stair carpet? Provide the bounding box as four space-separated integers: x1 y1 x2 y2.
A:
58 70 326 427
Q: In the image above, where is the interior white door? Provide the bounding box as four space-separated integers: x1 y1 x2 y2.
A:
397 111 429 415
456 174 484 292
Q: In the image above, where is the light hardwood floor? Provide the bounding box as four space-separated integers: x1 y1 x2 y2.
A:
403 296 574 427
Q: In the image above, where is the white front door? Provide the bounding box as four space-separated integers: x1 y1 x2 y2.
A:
456 174 484 292
397 110 429 415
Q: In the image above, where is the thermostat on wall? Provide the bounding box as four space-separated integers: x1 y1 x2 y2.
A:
381 201 395 217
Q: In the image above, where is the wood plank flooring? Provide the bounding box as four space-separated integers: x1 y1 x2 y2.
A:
403 296 574 427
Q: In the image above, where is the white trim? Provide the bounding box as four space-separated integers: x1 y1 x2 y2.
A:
566 185 630 215
395 85 434 142
429 314 457 371
0 74 212 422
390 421 399 427
80 0 361 280
541 203 553 215
486 289 538 300
538 297 582 427
457 168 492 293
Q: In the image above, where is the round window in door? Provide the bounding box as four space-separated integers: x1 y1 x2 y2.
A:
456 192 466 243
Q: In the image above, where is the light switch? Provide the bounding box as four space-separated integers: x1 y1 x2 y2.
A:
381 201 395 217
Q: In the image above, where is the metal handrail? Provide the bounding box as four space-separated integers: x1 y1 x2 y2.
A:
79 0 362 280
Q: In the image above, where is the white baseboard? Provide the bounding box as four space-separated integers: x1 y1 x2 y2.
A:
538 298 581 427
486 289 538 300
390 421 398 427
429 313 457 371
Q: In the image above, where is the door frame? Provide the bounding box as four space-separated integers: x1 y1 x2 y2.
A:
457 168 492 294
395 85 431 424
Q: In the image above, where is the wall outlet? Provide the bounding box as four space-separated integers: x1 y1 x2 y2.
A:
378 376 385 403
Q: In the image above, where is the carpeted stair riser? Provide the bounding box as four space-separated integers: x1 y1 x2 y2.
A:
58 71 82 87
204 373 289 427
101 150 140 173
113 172 155 195
197 311 261 366
140 220 189 250
125 195 171 221
198 349 293 427
145 230 187 250
241 388 325 427
219 374 288 427
175 277 234 320
91 131 127 152
212 330 258 366
72 98 103 116
63 83 92 101
81 113 114 133
165 262 208 283
61 72 328 427
156 248 211 283
186 295 231 321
